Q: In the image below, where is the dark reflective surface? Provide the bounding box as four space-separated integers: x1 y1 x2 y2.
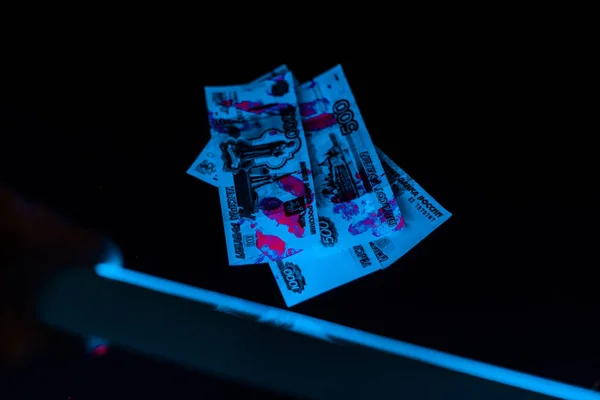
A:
1 47 598 396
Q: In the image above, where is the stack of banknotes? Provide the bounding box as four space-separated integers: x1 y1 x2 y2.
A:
187 65 451 307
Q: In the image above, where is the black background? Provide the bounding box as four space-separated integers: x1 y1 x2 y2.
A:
0 36 597 398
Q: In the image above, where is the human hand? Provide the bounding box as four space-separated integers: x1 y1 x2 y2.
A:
0 188 116 365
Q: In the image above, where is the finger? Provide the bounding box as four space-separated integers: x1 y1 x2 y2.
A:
2 189 107 269
0 310 44 367
0 189 118 367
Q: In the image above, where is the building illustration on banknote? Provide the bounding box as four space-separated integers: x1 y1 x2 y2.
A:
219 128 303 220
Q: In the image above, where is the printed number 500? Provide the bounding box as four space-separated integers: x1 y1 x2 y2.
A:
319 218 336 246
333 99 359 136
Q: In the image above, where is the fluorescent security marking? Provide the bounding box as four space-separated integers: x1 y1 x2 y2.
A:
95 263 600 400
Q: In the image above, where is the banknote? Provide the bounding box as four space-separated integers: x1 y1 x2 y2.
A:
269 147 451 306
187 65 290 185
298 66 403 253
205 72 320 265
199 66 403 253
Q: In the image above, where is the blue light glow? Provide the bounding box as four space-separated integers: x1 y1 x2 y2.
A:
95 263 600 400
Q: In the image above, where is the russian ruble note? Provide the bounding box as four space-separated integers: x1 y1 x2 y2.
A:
205 71 320 266
197 65 402 252
193 66 450 305
187 65 290 185
269 148 451 306
297 65 403 253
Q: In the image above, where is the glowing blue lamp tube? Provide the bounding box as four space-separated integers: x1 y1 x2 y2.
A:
35 263 600 400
